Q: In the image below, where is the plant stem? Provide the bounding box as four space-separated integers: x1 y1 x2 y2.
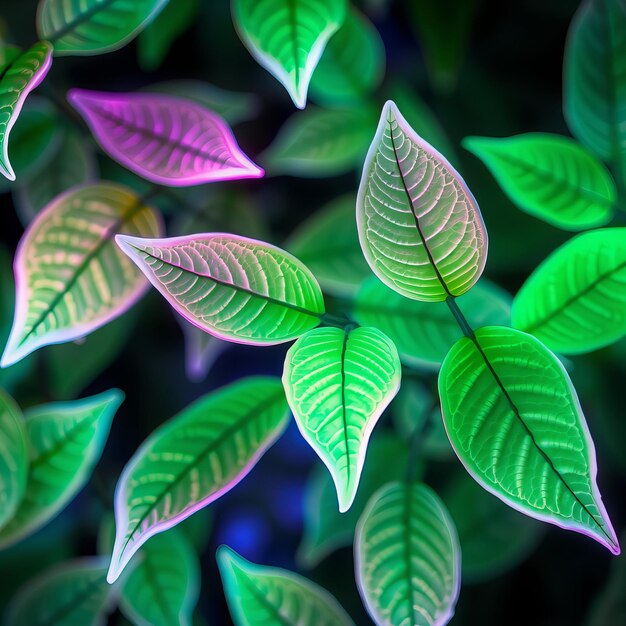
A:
405 398 435 483
445 295 475 340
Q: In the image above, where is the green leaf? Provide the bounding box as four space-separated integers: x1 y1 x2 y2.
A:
1 182 163 367
463 133 616 230
0 389 123 549
137 0 199 70
262 105 377 177
217 545 355 626
108 376 289 583
357 101 488 302
283 326 401 511
298 432 411 567
439 325 620 554
309 6 385 105
286 193 370 296
119 530 200 626
443 472 543 583
355 481 461 626
0 42 53 181
38 0 169 56
512 228 626 354
355 277 511 369
6 557 115 626
0 387 28 530
564 0 626 185
231 0 347 108
116 233 325 346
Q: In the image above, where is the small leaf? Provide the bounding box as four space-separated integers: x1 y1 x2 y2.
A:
116 233 325 346
6 557 115 626
439 325 620 554
357 101 488 302
1 182 163 367
564 0 626 185
286 193 371 296
355 277 511 369
0 388 28 530
119 530 200 626
217 545 355 626
68 89 263 186
512 228 626 354
262 105 377 177
355 481 461 626
177 315 229 383
0 41 53 181
310 6 385 105
108 376 289 583
283 326 401 512
38 0 169 56
463 133 616 230
0 390 123 548
231 0 348 108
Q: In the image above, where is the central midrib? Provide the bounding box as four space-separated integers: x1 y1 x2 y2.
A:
339 328 351 485
287 0 300 89
46 0 118 42
403 485 420 623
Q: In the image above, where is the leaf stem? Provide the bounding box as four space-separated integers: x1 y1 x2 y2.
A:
445 295 475 340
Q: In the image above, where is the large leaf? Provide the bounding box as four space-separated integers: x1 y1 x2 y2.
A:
357 101 487 302
6 557 115 626
355 277 511 369
286 193 370 296
69 89 263 186
262 105 377 177
463 133 616 230
231 0 347 108
564 0 626 185
0 41 53 181
116 233 325 345
108 377 289 582
217 545 355 626
37 0 169 56
0 388 28 530
283 326 401 511
439 325 620 554
1 182 163 367
355 481 461 626
309 6 385 105
512 228 626 354
0 389 123 548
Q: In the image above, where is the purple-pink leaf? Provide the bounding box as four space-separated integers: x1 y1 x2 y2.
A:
67 89 264 187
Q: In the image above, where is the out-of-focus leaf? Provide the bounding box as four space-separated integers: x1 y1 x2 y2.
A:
116 233 325 345
283 326 401 511
355 277 511 369
38 0 169 56
298 433 411 567
0 41 53 181
138 0 199 71
355 481 461 626
0 183 163 367
231 0 347 108
69 89 264 186
263 105 377 177
0 388 28 530
439 326 620 555
108 377 289 583
512 228 626 354
464 133 616 230
286 193 370 296
310 6 385 105
357 101 487 302
177 316 228 383
217 545 355 625
0 390 123 548
6 557 115 626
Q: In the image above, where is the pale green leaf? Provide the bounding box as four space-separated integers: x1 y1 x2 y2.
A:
108 377 289 583
439 325 620 554
217 545 355 626
355 481 461 626
357 100 488 302
283 326 401 511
